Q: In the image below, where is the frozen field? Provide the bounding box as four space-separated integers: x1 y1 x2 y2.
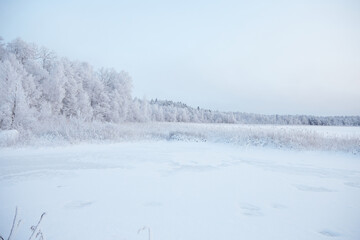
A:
1 138 360 240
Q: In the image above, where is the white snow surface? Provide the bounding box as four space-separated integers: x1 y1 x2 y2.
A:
1 139 360 240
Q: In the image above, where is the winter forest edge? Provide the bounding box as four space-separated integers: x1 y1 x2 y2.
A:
1 37 359 146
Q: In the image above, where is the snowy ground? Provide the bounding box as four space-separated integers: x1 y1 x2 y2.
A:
1 138 360 240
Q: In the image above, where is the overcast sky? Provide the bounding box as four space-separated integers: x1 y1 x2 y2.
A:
1 0 359 115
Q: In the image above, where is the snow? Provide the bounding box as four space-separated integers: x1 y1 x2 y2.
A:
0 129 19 146
1 139 360 240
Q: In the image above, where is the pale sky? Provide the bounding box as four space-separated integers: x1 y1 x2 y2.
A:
1 0 359 115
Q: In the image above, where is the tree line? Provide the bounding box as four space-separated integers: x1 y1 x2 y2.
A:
0 37 359 131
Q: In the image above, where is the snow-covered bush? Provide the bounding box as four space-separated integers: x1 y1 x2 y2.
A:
7 121 358 153
0 129 19 146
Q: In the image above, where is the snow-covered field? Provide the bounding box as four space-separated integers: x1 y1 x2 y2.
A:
1 128 360 240
2 122 360 153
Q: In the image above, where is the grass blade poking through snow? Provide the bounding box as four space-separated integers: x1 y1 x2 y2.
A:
28 212 46 240
138 226 151 240
6 206 21 240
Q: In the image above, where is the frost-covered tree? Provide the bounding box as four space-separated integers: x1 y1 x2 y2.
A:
0 60 32 129
7 38 37 64
99 68 132 122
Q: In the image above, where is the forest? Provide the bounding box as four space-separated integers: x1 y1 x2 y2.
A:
1 37 359 133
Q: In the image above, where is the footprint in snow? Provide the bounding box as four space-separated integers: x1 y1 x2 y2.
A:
272 203 287 209
239 203 263 216
294 184 334 192
64 200 93 209
143 201 163 207
344 182 360 189
319 230 341 237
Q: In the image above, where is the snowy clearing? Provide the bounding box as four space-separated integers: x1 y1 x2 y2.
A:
1 140 360 240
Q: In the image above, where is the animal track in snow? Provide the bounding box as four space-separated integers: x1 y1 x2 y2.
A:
272 203 287 209
344 182 360 188
294 184 335 192
319 230 341 237
239 203 263 216
64 200 93 209
143 201 163 207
